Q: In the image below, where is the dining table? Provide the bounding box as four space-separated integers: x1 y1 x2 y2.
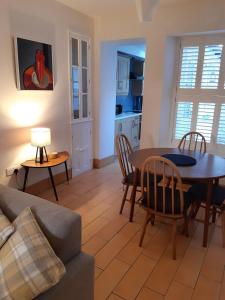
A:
128 147 225 247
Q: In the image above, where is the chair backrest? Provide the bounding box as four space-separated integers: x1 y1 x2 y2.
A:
141 156 184 217
115 134 134 178
178 131 206 153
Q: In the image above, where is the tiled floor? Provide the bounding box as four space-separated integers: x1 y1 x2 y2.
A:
38 162 225 300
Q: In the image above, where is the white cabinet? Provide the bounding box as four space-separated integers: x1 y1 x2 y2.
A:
70 32 92 176
117 55 130 96
115 115 141 153
72 121 92 175
131 117 140 148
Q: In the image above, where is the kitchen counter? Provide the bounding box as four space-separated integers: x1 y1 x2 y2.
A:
115 112 142 120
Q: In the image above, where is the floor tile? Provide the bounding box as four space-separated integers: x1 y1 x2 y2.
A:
136 288 164 300
82 236 107 256
175 246 205 288
192 275 221 300
114 255 156 300
94 259 129 300
165 281 193 300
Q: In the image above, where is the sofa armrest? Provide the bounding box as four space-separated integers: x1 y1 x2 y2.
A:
0 184 81 264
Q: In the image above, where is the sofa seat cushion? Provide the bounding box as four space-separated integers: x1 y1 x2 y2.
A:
0 207 66 300
0 209 14 248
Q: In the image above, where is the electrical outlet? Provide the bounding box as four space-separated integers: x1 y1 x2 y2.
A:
5 166 19 177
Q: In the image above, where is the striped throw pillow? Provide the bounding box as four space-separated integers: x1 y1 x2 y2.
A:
0 209 14 248
0 207 66 300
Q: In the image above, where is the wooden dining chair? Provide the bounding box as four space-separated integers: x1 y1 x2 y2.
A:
188 183 225 247
115 134 136 214
139 156 192 259
178 131 206 153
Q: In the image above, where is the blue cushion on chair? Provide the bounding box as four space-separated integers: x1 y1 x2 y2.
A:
189 183 225 207
141 186 191 215
123 173 161 187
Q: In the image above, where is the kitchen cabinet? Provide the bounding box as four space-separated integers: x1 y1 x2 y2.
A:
116 55 130 96
115 115 141 154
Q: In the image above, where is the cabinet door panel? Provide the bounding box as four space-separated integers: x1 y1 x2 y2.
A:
117 56 130 95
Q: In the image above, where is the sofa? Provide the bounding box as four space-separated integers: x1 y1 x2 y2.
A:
0 184 94 300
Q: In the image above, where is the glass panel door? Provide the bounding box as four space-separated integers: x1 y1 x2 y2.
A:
70 35 90 121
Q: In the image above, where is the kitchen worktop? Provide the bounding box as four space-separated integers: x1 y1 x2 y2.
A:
115 112 142 120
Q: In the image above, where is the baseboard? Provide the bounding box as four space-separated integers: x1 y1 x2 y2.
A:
93 155 115 169
25 168 72 196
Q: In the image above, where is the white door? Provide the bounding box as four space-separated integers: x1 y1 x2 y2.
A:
70 33 92 176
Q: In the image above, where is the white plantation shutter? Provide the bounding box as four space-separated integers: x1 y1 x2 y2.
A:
175 102 193 139
217 104 225 144
179 47 199 89
201 45 223 89
173 36 225 148
196 103 215 142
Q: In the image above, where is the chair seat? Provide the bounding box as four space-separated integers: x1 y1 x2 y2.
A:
188 183 225 207
141 186 191 215
123 172 162 187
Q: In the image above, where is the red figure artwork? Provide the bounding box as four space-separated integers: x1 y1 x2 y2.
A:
15 37 53 90
23 50 53 90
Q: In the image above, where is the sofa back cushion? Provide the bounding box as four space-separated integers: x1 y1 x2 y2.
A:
0 185 81 264
0 207 66 300
0 209 14 248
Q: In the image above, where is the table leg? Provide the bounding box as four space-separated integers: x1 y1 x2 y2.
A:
129 168 139 222
203 180 213 247
48 167 59 201
64 161 69 183
22 167 29 192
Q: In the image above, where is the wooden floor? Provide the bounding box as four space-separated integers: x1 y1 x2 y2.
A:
39 162 225 300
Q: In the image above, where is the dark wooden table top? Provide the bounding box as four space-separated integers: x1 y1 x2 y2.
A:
21 151 69 169
129 148 225 180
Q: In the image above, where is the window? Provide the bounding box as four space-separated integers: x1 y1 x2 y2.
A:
70 34 90 120
173 36 225 149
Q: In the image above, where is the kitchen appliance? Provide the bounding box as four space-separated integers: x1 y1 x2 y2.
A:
116 104 123 115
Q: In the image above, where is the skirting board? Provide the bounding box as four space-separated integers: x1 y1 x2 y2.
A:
93 155 115 169
25 168 72 196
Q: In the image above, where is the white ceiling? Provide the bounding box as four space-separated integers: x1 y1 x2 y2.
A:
56 0 191 18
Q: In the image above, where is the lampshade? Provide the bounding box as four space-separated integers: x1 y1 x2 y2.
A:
31 128 51 147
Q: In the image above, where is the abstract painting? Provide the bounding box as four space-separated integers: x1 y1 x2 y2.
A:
15 37 53 90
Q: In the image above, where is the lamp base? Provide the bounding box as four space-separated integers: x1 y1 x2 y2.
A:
35 147 48 164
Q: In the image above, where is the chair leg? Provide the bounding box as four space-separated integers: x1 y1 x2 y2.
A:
172 220 177 260
120 184 129 214
212 207 217 223
222 210 225 248
150 214 155 226
183 213 189 237
191 201 201 219
139 211 151 247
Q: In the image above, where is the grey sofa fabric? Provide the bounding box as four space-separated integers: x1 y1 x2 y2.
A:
0 184 94 300
0 184 81 263
37 253 94 300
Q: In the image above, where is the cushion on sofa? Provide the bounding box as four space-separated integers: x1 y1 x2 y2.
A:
0 208 14 248
0 184 81 263
0 207 66 300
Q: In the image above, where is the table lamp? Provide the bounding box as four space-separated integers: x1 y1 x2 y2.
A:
31 128 51 164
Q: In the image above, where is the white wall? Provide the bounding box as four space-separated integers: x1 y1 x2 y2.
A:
0 0 93 186
93 0 225 158
97 42 117 159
